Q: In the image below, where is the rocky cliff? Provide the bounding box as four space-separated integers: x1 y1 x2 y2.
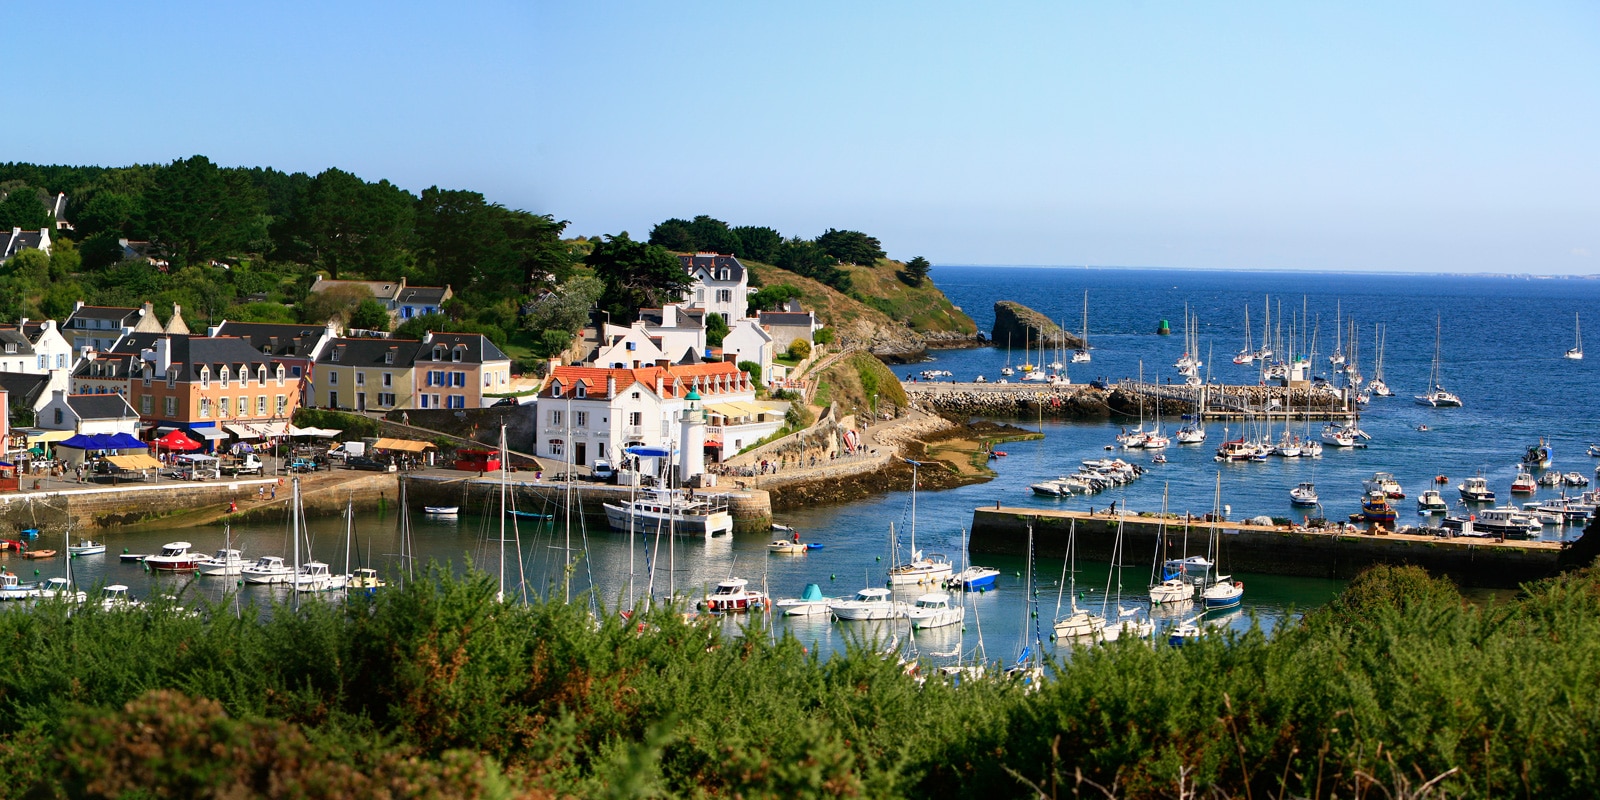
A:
991 301 1083 350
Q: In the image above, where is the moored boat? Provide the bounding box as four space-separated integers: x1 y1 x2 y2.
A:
1510 471 1537 494
1289 482 1319 507
143 541 206 572
67 540 106 556
907 593 965 629
767 539 808 554
1358 491 1398 525
241 555 294 585
603 488 733 537
1458 476 1496 503
945 566 1000 591
197 548 249 577
703 578 767 613
830 587 907 621
423 506 459 515
775 583 832 616
1417 489 1449 514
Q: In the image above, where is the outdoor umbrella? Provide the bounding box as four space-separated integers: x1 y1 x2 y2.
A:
155 431 201 451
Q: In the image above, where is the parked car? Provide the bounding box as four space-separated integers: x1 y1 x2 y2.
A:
491 396 521 407
346 456 390 472
288 457 320 473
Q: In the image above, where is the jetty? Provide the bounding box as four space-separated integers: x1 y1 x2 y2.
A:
904 379 1358 420
402 473 774 534
969 505 1578 589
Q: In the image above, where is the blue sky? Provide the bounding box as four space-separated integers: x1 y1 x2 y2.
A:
8 2 1597 273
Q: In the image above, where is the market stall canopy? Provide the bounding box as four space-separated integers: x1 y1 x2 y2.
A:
107 454 162 471
226 421 289 439
191 428 227 440
23 429 75 444
154 431 202 451
372 437 433 453
177 453 218 463
58 433 146 450
288 425 343 438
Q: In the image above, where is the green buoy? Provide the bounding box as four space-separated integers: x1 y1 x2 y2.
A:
1157 319 1171 335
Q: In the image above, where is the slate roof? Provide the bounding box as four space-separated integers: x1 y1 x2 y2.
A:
317 337 425 367
679 253 746 283
0 373 49 408
758 311 814 326
73 352 138 380
396 286 448 306
66 393 138 421
638 306 706 327
1 228 48 260
411 333 509 366
0 329 35 356
65 305 142 329
213 321 330 358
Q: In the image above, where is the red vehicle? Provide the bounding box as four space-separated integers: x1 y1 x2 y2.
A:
454 449 502 472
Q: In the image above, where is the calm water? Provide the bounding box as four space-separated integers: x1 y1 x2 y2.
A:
24 267 1600 664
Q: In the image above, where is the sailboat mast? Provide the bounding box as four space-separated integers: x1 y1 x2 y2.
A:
291 476 301 609
563 396 574 604
499 425 508 602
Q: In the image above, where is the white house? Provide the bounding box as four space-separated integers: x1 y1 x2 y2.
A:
758 300 820 353
537 360 782 470
590 323 668 369
679 253 748 323
38 390 141 436
4 320 75 374
720 317 773 384
0 227 51 264
637 304 707 364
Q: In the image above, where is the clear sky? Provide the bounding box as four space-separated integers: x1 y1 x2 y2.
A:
7 1 1597 273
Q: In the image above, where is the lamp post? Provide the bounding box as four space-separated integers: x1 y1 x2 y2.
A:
871 392 877 421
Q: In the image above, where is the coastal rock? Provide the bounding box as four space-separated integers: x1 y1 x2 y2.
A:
992 302 1082 351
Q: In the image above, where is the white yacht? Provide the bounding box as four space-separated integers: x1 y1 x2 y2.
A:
197 548 249 577
830 587 908 621
293 561 348 593
241 555 294 585
143 541 206 572
603 488 733 537
1175 424 1206 444
1417 489 1449 514
906 593 965 630
703 578 767 613
1289 482 1320 507
1458 476 1496 504
1362 472 1405 499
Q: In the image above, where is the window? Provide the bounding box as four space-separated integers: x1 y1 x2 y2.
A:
38 355 46 370
452 372 465 388
447 395 464 409
220 367 230 388
167 372 176 389
329 391 338 408
53 408 63 425
200 368 210 389
574 411 587 427
575 384 586 398
144 374 151 388
356 372 365 386
432 347 443 362
276 366 286 385
548 439 564 456
219 397 230 418
631 391 640 399
275 395 287 415
625 341 636 351
382 372 392 387
384 350 395 365
328 371 338 385
483 373 491 387
330 348 342 362
404 307 414 319
164 397 177 416
378 392 395 407
238 396 248 417
141 395 152 415
717 289 732 303
629 412 642 426
291 366 302 377
549 410 562 426
452 347 463 363
258 366 267 384
199 397 212 418
257 396 267 415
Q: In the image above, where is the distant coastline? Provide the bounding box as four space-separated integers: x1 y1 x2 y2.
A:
933 263 1600 280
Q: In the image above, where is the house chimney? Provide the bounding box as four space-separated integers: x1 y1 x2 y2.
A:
655 373 664 396
606 375 616 396
547 356 561 374
662 304 676 327
155 337 171 377
655 358 670 369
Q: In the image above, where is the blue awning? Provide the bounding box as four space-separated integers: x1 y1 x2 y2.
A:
58 432 147 450
625 446 672 458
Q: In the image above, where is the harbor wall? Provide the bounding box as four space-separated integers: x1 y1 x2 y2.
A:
969 507 1569 589
400 475 773 534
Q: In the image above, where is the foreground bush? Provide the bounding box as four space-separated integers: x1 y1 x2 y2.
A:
0 562 1596 797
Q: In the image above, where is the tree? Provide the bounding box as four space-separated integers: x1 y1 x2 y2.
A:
142 156 267 267
776 238 851 291
687 215 740 255
814 228 885 265
395 312 450 341
814 327 835 345
585 233 692 321
0 187 53 230
738 360 761 382
520 275 603 335
299 284 371 324
749 283 803 312
706 312 729 347
648 218 695 251
300 168 415 279
350 298 391 331
731 226 782 263
786 339 811 360
901 256 931 287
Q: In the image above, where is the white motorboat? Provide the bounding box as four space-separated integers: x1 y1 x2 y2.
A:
67 540 106 556
0 572 38 601
1538 470 1564 487
1289 482 1320 507
423 506 459 515
944 566 999 591
1565 472 1590 487
774 583 832 616
1052 608 1107 641
293 561 348 593
241 555 294 585
907 593 965 629
1029 478 1074 498
703 578 767 613
1510 472 1537 494
1417 489 1449 514
767 539 808 554
830 587 908 621
197 548 249 577
1443 507 1542 540
603 488 733 537
100 584 142 611
143 541 206 572
31 577 85 603
1362 472 1405 499
1215 438 1255 461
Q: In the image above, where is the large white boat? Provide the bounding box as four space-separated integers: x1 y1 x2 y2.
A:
1442 507 1542 539
241 555 294 585
830 587 908 621
603 488 733 537
1415 316 1463 408
197 548 249 577
1362 472 1405 499
143 541 206 572
293 561 348 593
1458 475 1496 504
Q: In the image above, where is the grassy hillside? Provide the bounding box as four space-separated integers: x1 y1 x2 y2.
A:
811 351 910 418
745 261 905 346
842 259 977 334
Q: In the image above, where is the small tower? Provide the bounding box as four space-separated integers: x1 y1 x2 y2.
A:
678 388 706 485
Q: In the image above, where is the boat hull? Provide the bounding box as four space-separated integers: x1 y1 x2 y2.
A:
604 503 733 537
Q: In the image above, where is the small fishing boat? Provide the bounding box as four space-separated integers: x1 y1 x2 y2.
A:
775 583 832 616
100 585 142 611
293 561 348 593
21 549 57 560
1358 492 1398 525
830 587 908 621
348 568 386 590
1522 439 1553 470
424 506 459 516
1443 508 1542 540
241 555 294 585
68 540 106 556
1417 489 1449 514
1566 472 1591 487
1510 471 1537 494
198 548 249 577
0 572 38 601
767 539 808 555
1289 482 1319 507
32 577 85 603
1538 470 1564 487
1458 476 1496 504
1202 577 1244 609
703 578 767 613
1362 472 1405 499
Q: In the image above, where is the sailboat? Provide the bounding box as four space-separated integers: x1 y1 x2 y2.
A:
1233 304 1254 365
1071 290 1091 363
1148 486 1199 605
886 459 953 585
1414 315 1463 407
1199 474 1243 609
1368 323 1393 397
1566 313 1583 360
1000 334 1014 377
1329 300 1345 369
1051 519 1105 641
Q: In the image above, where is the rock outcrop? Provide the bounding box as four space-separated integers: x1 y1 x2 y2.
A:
992 302 1083 351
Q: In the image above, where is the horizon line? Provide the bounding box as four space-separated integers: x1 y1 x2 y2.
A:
930 264 1600 279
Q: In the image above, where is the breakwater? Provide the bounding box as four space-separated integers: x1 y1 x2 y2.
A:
969 506 1580 589
904 382 1113 418
904 380 1359 420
